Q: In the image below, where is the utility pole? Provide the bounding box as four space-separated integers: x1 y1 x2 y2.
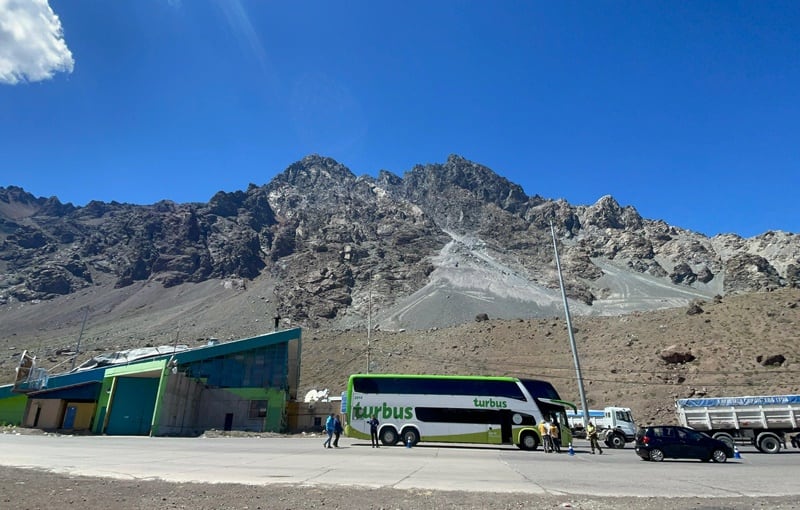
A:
367 284 372 374
550 221 591 429
70 307 89 371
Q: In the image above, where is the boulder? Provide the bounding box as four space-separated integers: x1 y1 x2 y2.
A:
660 345 696 364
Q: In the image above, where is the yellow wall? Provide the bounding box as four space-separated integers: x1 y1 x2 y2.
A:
63 402 96 431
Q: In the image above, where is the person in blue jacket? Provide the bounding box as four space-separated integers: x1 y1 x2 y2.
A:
323 413 335 448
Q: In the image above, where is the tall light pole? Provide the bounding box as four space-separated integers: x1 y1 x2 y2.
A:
550 221 591 428
367 283 372 374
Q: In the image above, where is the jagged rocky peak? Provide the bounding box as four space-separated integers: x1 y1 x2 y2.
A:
581 194 643 230
273 154 357 189
0 186 74 219
402 154 529 212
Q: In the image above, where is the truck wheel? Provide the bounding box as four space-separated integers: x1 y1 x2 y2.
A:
758 435 781 454
608 433 626 449
712 433 735 450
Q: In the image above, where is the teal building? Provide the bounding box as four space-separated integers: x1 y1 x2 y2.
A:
0 328 302 436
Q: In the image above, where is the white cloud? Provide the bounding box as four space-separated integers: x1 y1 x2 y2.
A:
0 0 74 84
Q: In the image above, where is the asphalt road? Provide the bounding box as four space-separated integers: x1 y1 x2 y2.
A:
1 435 798 498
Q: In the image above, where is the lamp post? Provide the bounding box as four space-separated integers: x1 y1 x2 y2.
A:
367 284 371 374
550 221 591 429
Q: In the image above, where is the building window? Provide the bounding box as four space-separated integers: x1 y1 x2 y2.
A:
250 400 267 419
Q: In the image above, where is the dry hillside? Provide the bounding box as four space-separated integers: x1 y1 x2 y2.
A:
302 288 800 425
2 281 798 427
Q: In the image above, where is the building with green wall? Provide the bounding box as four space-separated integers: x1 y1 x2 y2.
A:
0 327 302 436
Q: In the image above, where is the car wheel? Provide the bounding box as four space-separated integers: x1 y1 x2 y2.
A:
711 449 728 463
648 448 664 462
712 433 735 450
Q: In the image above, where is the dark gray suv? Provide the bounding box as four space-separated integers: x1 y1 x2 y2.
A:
635 425 734 463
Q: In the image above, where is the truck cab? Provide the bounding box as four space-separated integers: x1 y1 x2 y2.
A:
566 406 637 448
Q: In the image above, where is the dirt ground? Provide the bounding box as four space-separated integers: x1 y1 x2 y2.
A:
300 288 800 426
2 465 799 510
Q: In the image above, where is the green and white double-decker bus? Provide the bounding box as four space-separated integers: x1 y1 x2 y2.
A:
344 373 576 450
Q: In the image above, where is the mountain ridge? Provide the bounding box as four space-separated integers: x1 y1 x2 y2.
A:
2 155 799 425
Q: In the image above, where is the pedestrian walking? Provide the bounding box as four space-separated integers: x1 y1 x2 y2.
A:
323 413 335 448
368 415 380 448
587 420 603 454
333 414 343 447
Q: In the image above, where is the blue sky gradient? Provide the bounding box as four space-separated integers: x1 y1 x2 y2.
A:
1 1 798 237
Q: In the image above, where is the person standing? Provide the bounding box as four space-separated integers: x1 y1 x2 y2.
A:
368 415 380 448
587 420 603 454
549 418 561 453
333 414 343 447
538 419 552 453
323 413 335 449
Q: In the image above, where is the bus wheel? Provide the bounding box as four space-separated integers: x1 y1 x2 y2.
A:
380 427 399 446
402 428 420 446
518 432 539 451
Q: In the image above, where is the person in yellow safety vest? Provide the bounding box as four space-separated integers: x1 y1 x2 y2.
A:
587 420 603 454
538 420 553 453
549 418 561 453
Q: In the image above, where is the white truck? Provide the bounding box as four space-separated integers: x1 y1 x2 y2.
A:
676 394 800 454
565 406 637 448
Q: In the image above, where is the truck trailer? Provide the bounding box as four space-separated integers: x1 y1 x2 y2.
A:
565 406 636 448
676 394 800 454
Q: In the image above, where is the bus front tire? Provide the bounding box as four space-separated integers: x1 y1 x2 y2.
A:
380 427 399 446
518 432 539 451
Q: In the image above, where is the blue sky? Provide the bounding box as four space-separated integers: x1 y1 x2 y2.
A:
1 1 798 237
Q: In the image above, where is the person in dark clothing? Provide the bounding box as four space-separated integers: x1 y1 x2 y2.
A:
332 414 343 447
368 415 380 448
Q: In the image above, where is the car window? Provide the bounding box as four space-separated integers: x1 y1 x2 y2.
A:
685 429 704 442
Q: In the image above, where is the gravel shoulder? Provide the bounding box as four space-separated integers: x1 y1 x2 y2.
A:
2 466 797 510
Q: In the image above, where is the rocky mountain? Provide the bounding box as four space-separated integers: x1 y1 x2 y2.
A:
2 155 798 332
2 155 800 424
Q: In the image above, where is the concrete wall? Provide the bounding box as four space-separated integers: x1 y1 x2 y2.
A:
24 399 64 430
287 401 341 433
195 388 277 432
157 371 205 436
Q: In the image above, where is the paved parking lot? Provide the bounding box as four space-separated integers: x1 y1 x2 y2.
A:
1 434 798 498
